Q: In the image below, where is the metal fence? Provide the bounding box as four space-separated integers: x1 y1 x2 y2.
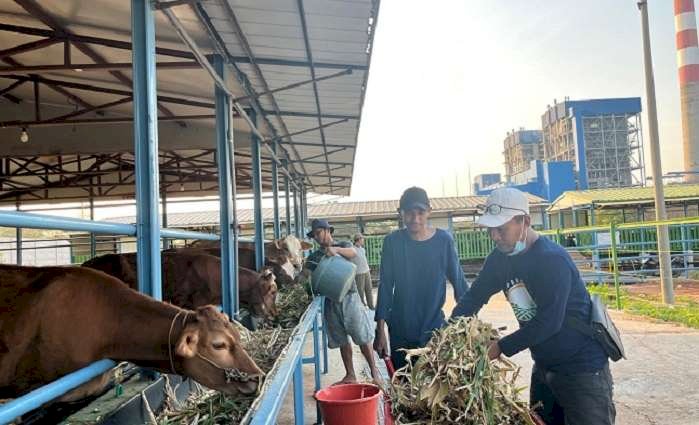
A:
363 218 699 292
364 230 494 267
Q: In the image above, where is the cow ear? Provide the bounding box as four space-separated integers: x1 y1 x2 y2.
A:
175 328 200 359
301 241 313 250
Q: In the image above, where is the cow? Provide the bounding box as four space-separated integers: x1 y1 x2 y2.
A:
82 252 278 319
191 235 312 285
0 265 264 401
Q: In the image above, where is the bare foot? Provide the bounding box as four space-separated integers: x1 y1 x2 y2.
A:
332 374 357 386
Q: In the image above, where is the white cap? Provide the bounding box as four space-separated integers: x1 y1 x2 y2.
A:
477 187 530 228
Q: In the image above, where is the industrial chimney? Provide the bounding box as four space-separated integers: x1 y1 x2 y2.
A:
675 0 699 182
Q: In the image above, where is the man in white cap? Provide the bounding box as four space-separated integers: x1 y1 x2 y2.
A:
452 187 615 425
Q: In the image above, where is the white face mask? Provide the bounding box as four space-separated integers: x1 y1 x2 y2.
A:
508 223 528 256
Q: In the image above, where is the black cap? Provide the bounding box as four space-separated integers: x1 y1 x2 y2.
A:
399 186 431 212
307 218 334 238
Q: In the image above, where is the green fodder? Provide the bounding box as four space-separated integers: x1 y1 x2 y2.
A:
389 316 536 425
158 282 312 424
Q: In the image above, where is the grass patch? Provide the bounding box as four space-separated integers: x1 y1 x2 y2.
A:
588 284 699 329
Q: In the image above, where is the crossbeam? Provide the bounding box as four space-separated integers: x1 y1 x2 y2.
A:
0 23 367 70
0 75 215 109
0 61 201 74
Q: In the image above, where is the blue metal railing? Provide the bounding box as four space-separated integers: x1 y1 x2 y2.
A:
247 297 325 425
0 211 220 424
0 360 116 425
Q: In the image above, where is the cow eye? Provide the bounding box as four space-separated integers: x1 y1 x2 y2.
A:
212 342 227 350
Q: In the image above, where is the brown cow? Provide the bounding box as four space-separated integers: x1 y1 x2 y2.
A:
191 235 312 284
82 252 278 319
172 246 296 288
0 265 263 400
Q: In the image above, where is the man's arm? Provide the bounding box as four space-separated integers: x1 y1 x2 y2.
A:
497 255 572 357
445 234 466 300
451 255 500 318
326 246 357 259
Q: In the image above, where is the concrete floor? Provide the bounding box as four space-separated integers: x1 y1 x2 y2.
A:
277 288 699 425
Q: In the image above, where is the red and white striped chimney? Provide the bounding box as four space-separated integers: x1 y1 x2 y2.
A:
675 0 699 182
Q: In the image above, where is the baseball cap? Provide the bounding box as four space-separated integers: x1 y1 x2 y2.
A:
399 187 431 212
307 218 334 238
477 187 530 228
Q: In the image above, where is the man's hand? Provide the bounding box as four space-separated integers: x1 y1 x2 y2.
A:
325 246 338 257
487 340 502 360
374 326 389 358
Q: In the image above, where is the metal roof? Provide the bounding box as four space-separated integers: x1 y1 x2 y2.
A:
548 183 699 211
0 0 379 203
106 193 549 228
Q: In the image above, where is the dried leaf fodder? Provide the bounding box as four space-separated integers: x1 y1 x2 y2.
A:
389 317 535 425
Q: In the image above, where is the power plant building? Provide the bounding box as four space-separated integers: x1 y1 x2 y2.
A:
503 129 543 182
541 98 644 190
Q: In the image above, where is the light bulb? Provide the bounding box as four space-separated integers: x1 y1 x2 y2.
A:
20 128 29 143
180 183 185 192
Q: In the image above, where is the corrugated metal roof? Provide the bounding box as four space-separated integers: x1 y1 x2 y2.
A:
0 0 379 202
108 193 548 227
199 0 379 196
548 184 699 211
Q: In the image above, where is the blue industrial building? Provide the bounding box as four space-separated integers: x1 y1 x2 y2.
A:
475 97 645 202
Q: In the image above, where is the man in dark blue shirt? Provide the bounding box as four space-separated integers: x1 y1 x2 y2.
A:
452 187 615 425
373 187 466 369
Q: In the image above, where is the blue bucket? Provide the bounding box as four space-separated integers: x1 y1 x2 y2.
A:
311 256 357 303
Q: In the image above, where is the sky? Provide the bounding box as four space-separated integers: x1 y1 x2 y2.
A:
347 0 683 201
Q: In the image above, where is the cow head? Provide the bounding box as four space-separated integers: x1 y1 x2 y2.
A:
274 235 313 274
258 267 278 317
245 268 278 319
263 240 297 284
175 306 264 395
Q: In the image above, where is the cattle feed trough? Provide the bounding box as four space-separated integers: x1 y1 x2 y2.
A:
0 0 375 421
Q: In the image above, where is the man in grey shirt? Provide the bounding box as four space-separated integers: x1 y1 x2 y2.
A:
352 233 374 309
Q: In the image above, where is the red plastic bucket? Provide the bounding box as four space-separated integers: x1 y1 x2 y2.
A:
315 383 382 425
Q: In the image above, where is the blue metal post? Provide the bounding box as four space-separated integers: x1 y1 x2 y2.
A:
284 161 292 236
132 0 162 299
15 227 22 265
321 298 328 374
293 184 301 238
312 311 322 424
15 203 22 266
293 358 305 425
89 194 97 257
161 189 170 250
214 55 238 318
272 140 281 239
301 184 308 237
249 109 265 271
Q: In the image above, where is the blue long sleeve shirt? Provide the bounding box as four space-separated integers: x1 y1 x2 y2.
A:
375 228 466 346
452 237 607 373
